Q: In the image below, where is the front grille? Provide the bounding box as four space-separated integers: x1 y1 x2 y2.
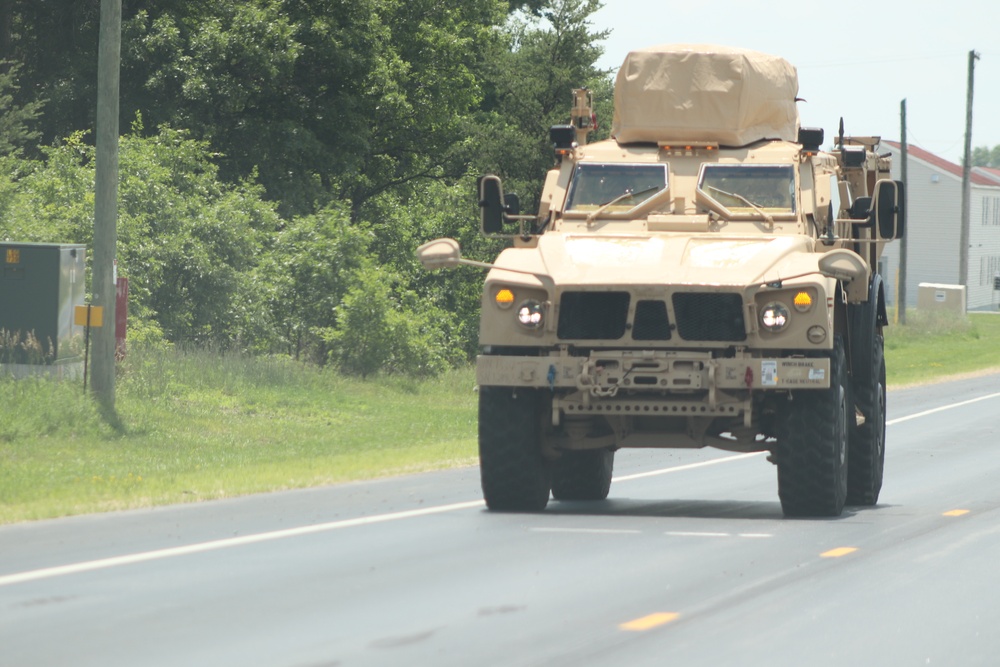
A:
557 291 630 340
632 300 671 340
672 292 746 341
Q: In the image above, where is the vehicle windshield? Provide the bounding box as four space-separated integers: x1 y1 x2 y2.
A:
698 164 796 216
565 163 668 212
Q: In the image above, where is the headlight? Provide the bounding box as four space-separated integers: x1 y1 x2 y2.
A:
760 302 790 332
516 300 544 329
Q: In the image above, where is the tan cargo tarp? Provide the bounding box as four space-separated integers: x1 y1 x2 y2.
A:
611 44 799 147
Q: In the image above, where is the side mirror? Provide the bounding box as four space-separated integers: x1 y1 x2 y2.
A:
416 238 463 270
414 237 514 275
872 179 905 240
478 175 506 234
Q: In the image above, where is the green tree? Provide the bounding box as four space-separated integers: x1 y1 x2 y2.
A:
466 0 610 208
1 0 609 219
362 177 504 359
124 0 508 218
117 124 281 345
0 61 43 156
972 145 1000 169
252 204 372 362
0 0 101 150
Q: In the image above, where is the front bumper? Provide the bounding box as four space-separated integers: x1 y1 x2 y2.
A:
478 350 830 446
477 350 830 392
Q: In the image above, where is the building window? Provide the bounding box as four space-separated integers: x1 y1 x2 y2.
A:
982 196 1000 226
979 255 1000 286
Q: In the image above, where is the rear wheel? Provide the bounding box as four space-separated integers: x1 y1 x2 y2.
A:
847 333 886 505
552 448 614 501
776 335 850 517
478 386 551 511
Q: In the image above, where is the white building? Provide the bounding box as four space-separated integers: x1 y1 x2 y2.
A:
877 141 1000 311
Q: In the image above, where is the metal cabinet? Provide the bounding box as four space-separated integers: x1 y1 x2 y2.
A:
0 243 86 365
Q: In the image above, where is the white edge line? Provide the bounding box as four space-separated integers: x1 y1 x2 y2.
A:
886 391 1000 426
611 451 764 483
5 390 999 588
0 500 484 587
0 454 763 587
530 528 642 535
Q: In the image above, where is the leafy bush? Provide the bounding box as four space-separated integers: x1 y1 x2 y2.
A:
0 123 283 349
326 265 456 378
117 122 282 345
251 203 373 361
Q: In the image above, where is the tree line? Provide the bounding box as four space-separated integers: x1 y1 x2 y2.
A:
0 0 612 376
972 145 1000 169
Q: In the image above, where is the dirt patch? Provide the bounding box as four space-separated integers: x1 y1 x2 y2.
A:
888 366 1000 391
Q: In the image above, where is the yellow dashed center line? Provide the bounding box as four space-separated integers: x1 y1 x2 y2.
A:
943 509 970 517
820 547 857 558
620 612 680 631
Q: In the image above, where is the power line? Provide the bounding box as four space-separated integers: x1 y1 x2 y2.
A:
798 52 970 69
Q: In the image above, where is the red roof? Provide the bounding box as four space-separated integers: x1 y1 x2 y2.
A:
977 166 1000 184
884 140 998 187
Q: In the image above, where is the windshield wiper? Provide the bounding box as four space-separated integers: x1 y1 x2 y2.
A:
585 185 661 224
705 185 775 226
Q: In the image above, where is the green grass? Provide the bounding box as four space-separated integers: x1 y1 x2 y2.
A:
0 350 477 524
2 311 1000 525
885 311 1000 387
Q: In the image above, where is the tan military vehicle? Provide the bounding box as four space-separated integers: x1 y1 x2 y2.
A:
418 44 904 517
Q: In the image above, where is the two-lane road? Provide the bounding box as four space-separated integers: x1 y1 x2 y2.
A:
3 373 1000 666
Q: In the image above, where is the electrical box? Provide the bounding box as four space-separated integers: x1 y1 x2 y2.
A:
0 243 86 365
917 282 966 315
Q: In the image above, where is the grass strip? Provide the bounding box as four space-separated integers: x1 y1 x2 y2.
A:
0 351 477 523
885 311 1000 386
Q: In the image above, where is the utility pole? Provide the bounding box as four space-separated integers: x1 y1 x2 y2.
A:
959 49 979 292
92 0 121 410
899 99 908 324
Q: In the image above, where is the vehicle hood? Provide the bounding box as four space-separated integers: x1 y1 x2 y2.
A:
488 233 819 289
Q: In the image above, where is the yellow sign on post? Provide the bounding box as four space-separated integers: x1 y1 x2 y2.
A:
74 305 104 327
75 304 104 393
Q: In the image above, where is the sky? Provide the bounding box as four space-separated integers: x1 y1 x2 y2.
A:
590 0 1000 164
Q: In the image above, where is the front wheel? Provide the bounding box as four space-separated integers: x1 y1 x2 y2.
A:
478 386 551 511
776 335 850 517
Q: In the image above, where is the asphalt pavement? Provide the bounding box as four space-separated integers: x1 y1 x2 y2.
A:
3 372 1000 667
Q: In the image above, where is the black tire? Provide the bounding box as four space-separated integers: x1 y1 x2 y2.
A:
551 448 614 501
776 335 850 517
478 386 551 511
847 333 886 505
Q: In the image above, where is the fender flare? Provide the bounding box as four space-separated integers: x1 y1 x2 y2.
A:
847 273 886 383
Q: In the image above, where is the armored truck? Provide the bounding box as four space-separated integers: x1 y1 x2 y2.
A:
418 44 904 517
